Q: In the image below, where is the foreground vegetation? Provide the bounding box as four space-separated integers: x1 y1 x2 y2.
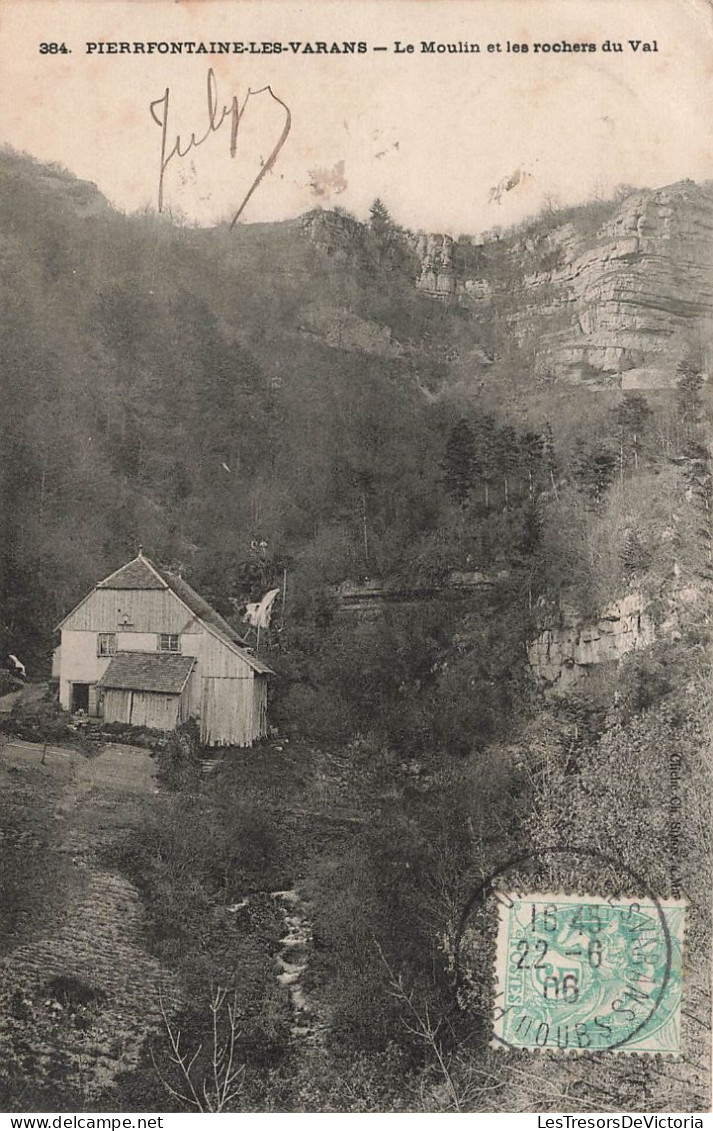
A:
101 610 710 1112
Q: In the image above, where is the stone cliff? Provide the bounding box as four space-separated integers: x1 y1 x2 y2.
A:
417 181 713 388
302 181 713 389
299 303 404 358
414 233 459 299
527 591 655 690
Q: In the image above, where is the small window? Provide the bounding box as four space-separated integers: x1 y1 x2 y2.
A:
158 633 181 653
98 633 117 656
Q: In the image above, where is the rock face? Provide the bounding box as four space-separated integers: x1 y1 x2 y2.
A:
303 182 713 386
528 591 655 690
414 181 713 387
331 570 501 618
542 182 713 383
300 304 404 357
415 233 458 298
301 209 367 261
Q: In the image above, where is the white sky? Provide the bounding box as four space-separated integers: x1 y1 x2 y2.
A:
1 0 712 234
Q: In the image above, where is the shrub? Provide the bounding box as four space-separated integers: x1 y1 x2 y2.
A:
154 720 202 790
617 646 673 718
0 698 101 755
0 671 21 696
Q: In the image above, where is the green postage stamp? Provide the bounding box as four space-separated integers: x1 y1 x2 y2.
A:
492 892 686 1054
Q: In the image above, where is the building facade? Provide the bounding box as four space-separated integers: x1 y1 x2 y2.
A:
55 553 272 747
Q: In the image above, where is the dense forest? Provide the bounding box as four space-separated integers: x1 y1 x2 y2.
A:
0 148 711 1111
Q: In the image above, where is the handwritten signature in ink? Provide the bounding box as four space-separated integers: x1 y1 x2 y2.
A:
149 68 292 227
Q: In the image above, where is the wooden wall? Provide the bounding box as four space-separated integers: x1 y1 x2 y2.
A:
60 589 202 634
253 676 268 741
200 674 268 747
196 631 248 677
104 688 181 731
104 688 131 723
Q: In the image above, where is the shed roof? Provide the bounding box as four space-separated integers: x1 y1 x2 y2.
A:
97 652 196 694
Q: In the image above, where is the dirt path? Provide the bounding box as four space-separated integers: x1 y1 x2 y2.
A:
0 740 174 1108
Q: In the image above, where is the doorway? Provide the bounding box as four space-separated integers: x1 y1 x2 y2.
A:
71 683 90 712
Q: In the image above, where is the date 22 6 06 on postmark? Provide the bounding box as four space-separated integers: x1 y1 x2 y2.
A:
493 893 686 1054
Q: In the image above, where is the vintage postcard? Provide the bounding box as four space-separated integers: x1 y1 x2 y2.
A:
0 0 711 1118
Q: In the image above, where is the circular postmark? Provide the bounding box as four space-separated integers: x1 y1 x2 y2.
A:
453 847 685 1054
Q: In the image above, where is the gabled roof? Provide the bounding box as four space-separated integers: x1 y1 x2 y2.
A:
97 556 245 646
56 553 274 676
97 652 196 694
96 557 165 590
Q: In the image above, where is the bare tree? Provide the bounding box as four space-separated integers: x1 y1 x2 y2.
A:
376 944 463 1113
152 986 244 1113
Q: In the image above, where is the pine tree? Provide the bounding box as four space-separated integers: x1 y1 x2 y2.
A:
471 415 498 509
620 527 650 578
442 419 478 506
542 423 559 496
611 392 651 475
520 431 546 500
368 197 392 235
498 424 519 506
676 358 704 450
571 443 617 504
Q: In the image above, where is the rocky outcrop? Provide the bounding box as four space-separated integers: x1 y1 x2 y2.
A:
542 182 713 383
299 304 404 358
303 181 713 387
300 209 367 261
528 591 655 690
414 181 713 387
331 570 504 618
415 233 458 298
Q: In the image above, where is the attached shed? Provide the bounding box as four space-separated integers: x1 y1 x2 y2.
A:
200 650 272 747
97 652 196 731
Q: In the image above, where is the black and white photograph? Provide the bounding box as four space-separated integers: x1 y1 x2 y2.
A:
0 0 711 1118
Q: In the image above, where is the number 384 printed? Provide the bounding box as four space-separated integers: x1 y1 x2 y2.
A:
39 43 71 54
